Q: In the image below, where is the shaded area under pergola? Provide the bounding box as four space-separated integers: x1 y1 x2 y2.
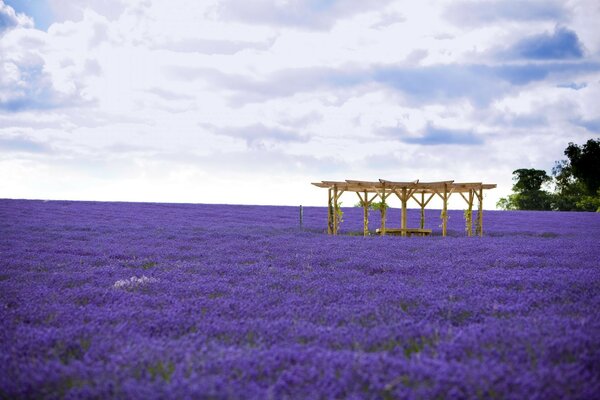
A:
312 179 497 237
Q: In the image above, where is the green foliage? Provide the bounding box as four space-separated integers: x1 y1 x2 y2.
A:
439 209 448 219
354 200 388 224
370 201 389 212
552 139 600 211
496 196 517 210
140 261 157 270
497 169 553 211
514 190 554 211
464 209 473 232
354 200 388 211
499 139 600 211
512 168 552 193
575 190 600 212
551 160 587 211
53 338 90 365
335 202 344 225
148 360 175 382
564 138 600 194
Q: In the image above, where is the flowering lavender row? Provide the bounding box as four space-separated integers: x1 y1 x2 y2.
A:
1 199 599 399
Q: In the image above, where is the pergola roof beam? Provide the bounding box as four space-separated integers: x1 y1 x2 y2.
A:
314 180 496 192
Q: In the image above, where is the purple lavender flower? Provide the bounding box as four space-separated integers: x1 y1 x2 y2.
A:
1 200 599 399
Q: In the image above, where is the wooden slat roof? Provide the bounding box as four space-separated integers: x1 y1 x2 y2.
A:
312 179 496 192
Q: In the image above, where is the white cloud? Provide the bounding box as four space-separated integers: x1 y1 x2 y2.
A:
444 0 568 26
216 0 393 30
0 0 599 209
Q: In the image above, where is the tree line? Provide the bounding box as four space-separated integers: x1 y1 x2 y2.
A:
497 138 600 212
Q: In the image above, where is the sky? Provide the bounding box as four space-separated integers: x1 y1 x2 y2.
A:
1 0 599 209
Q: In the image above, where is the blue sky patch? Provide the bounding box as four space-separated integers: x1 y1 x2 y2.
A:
445 0 566 26
402 125 484 146
572 118 600 133
557 82 587 90
4 0 53 30
0 136 50 153
379 124 484 146
505 27 584 60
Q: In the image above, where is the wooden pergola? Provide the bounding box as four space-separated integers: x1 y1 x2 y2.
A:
312 179 496 237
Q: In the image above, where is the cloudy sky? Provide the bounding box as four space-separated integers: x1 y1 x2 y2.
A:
1 0 599 209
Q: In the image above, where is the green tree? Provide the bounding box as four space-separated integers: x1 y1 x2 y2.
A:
553 138 600 211
564 138 600 195
552 160 587 210
496 196 517 210
498 138 600 212
496 168 553 210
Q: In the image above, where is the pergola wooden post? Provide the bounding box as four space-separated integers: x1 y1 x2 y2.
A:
356 190 369 237
476 186 484 236
458 188 475 237
401 188 408 237
393 183 417 237
363 190 369 237
442 184 448 237
377 183 390 236
333 185 338 235
360 191 379 237
420 192 425 229
412 191 435 230
467 189 474 237
327 188 333 235
433 183 452 237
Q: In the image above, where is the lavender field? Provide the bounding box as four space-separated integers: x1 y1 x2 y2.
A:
1 199 599 399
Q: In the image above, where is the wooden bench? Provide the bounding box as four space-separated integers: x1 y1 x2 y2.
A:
375 228 432 237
